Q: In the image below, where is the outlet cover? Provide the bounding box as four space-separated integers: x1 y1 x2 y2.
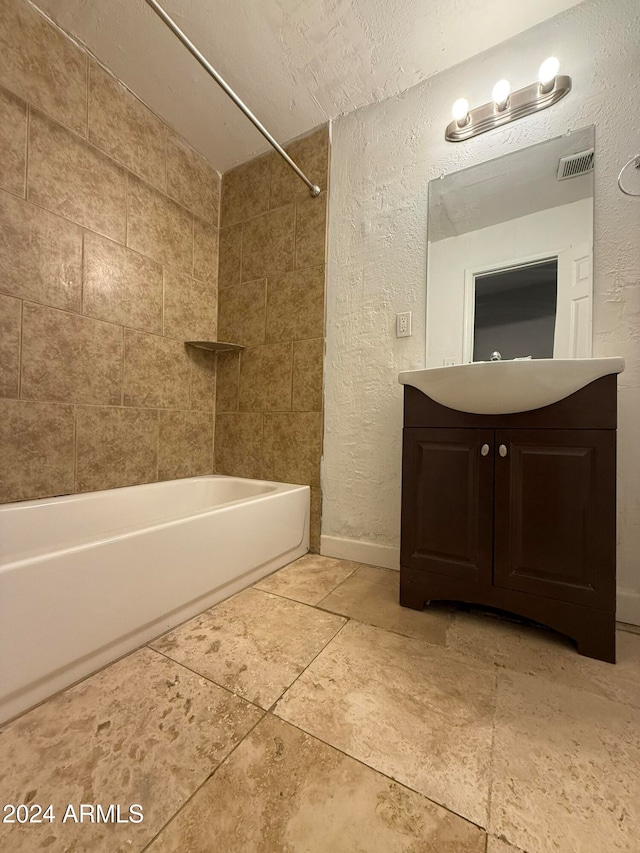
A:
396 311 412 337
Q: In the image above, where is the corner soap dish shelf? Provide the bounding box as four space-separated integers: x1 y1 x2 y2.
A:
185 341 244 352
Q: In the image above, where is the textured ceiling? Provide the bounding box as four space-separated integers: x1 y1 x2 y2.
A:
32 0 584 173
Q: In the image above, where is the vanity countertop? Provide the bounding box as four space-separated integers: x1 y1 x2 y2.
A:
398 357 625 415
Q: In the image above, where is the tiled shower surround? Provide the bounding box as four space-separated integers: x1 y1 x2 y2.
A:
0 0 329 548
214 130 328 551
0 0 220 503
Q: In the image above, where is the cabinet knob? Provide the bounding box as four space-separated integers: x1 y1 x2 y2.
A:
499 444 508 457
481 443 490 456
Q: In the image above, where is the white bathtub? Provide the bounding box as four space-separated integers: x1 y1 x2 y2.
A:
0 476 309 724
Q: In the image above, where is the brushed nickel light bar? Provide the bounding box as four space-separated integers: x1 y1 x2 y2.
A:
446 58 571 143
143 0 321 197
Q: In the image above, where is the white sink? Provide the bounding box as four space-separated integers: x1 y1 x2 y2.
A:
398 358 625 415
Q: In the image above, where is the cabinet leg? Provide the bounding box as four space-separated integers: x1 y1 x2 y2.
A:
399 574 425 611
575 616 616 664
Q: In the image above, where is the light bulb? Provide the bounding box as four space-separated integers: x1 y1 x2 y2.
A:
538 56 560 93
451 98 469 126
492 79 511 111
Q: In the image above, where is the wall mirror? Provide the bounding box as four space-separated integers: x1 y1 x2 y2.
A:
426 126 594 366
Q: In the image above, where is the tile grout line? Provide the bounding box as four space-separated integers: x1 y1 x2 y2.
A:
148 585 348 720
313 563 363 605
191 212 195 279
124 168 129 252
290 337 295 410
163 125 168 194
138 601 359 848
293 195 299 271
0 182 198 288
145 646 266 714
80 230 86 317
263 707 491 835
484 666 501 840
24 102 30 200
254 568 361 611
238 212 245 286
138 704 267 852
72 402 78 492
155 402 160 482
256 580 460 654
0 70 214 219
44 563 631 718
17 299 23 401
30 98 202 216
120 323 125 408
0 155 207 270
223 193 327 232
265 616 351 715
257 575 497 834
145 656 490 851
84 53 89 138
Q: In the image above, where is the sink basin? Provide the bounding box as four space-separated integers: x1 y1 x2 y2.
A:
398 358 625 415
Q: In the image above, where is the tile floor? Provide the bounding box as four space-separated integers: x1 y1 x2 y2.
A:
1 554 639 852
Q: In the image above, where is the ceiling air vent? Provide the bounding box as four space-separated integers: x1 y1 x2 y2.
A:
557 148 595 180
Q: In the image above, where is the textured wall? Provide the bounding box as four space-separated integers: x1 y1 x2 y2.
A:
324 0 640 618
0 0 220 503
214 128 328 551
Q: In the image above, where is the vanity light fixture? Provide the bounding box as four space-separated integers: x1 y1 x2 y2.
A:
445 58 571 142
538 56 560 94
491 79 511 111
451 98 470 127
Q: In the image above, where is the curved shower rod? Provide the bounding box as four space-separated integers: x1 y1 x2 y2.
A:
143 0 321 197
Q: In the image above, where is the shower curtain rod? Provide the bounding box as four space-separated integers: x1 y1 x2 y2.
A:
143 0 321 197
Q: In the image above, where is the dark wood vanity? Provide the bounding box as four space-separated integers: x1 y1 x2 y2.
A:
400 376 617 662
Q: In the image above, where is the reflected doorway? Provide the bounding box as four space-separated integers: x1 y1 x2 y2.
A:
472 259 558 362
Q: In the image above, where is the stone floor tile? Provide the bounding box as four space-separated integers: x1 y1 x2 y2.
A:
319 564 452 644
490 670 640 853
150 587 345 710
448 611 640 708
255 553 361 605
0 648 262 853
274 620 496 827
146 714 487 852
487 837 528 853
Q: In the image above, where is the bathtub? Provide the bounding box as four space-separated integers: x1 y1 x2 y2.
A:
0 476 309 724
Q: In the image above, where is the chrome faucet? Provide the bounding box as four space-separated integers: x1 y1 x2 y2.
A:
490 351 502 361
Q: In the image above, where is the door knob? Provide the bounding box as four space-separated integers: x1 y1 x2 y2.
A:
499 444 508 457
481 443 490 456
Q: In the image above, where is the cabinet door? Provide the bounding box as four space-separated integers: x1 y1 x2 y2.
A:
493 429 616 607
400 428 494 583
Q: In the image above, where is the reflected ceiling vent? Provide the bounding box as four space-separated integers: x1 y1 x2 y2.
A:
557 149 595 180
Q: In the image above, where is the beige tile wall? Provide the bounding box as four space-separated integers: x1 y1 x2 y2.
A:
0 0 220 504
215 127 329 551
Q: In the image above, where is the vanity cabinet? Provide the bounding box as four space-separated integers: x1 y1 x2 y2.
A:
400 377 617 662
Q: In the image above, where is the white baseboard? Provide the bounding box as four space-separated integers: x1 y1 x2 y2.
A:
617 588 640 626
320 535 400 570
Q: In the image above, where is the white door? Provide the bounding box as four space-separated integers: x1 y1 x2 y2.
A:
554 241 593 358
